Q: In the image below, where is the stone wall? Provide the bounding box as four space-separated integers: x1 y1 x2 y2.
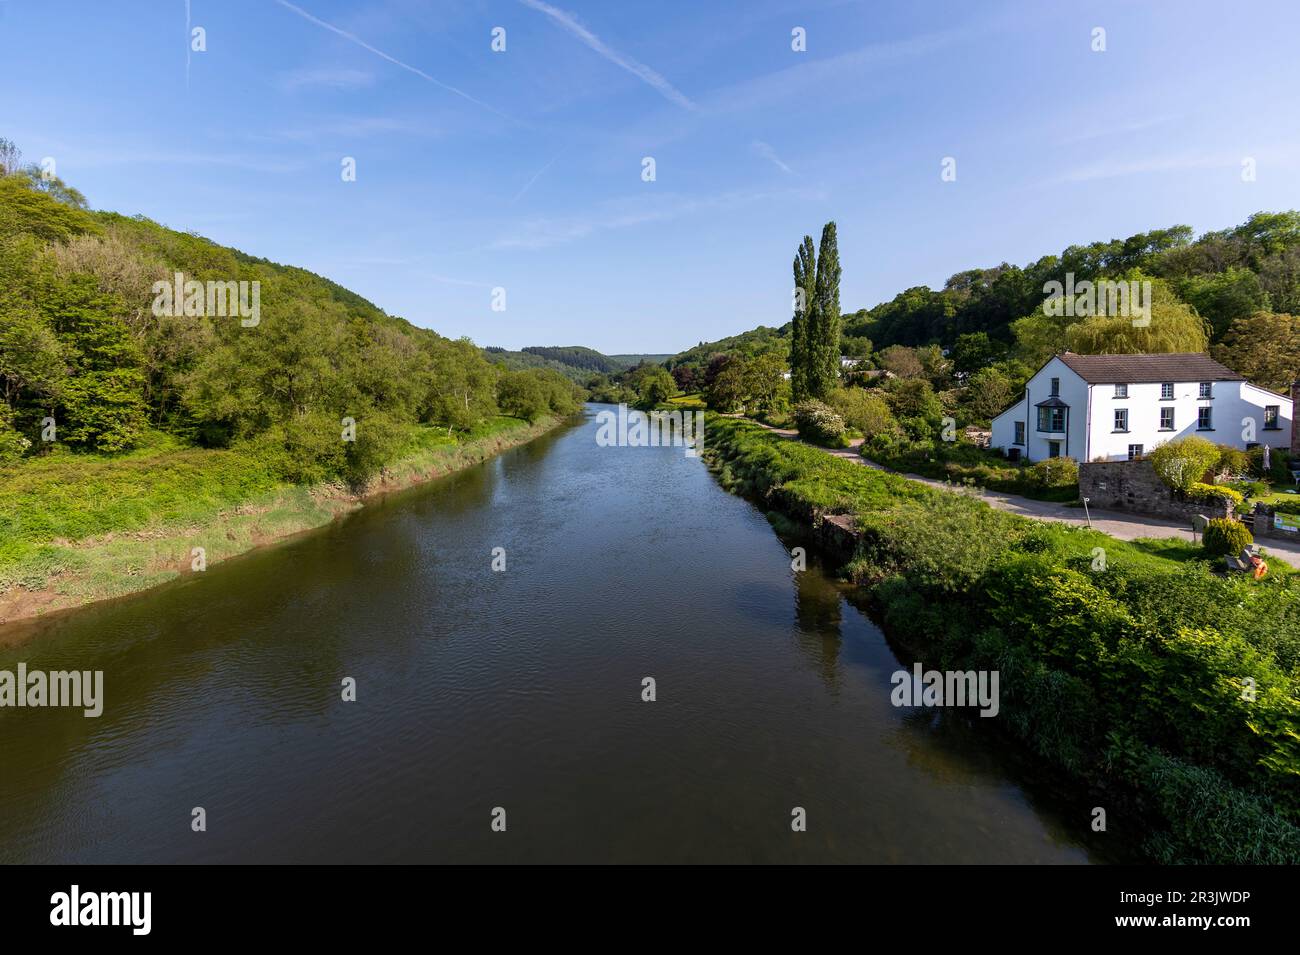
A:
1252 503 1300 540
1078 460 1234 522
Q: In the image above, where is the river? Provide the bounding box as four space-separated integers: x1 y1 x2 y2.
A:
0 404 1097 863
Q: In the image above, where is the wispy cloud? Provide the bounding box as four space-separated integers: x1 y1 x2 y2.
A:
272 0 512 121
519 0 696 111
512 151 564 203
1056 115 1178 147
278 67 375 91
702 28 960 116
491 187 824 250
752 140 794 175
72 149 301 174
249 116 434 143
1050 152 1232 184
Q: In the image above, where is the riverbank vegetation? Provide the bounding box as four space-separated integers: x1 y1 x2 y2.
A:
0 135 584 622
0 415 560 626
705 414 1300 864
0 137 583 483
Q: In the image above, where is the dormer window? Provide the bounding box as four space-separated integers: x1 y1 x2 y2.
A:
1114 383 1127 398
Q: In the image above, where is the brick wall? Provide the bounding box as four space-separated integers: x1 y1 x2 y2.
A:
1078 459 1234 522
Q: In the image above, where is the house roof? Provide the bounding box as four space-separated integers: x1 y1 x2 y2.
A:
1056 352 1244 384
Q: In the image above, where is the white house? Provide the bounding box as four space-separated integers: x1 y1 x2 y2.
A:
989 352 1291 462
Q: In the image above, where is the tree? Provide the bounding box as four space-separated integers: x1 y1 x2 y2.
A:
1211 311 1300 393
878 344 924 378
951 332 999 375
916 343 951 388
960 366 1015 424
884 377 943 422
670 364 699 393
632 366 676 407
23 166 88 210
496 369 549 422
1064 274 1211 354
744 351 789 416
705 356 748 412
790 236 815 402
0 138 22 176
806 221 841 399
1174 268 1267 338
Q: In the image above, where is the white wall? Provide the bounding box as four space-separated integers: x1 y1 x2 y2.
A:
993 367 1293 463
1085 380 1290 462
990 357 1087 461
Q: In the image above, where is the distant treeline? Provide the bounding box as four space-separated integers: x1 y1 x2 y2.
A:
665 211 1300 395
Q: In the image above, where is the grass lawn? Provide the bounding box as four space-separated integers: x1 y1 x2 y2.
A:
0 416 550 607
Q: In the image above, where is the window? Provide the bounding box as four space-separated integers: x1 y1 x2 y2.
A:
1160 382 1174 400
1127 444 1144 461
1199 381 1213 399
1114 408 1128 432
1198 407 1213 430
1037 406 1065 432
1265 405 1281 430
1013 421 1025 445
1050 377 1060 396
1160 407 1175 430
1048 441 1061 459
1114 383 1128 398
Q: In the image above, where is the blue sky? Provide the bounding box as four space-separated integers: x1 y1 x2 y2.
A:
2 0 1298 353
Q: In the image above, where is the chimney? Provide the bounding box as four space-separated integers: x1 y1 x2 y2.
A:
1292 381 1300 456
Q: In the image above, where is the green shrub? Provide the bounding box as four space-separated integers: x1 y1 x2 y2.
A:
1187 482 1243 508
825 387 899 440
1243 481 1270 499
1216 445 1251 477
1150 436 1221 492
1202 518 1253 556
1025 455 1078 490
792 400 847 446
1248 444 1290 482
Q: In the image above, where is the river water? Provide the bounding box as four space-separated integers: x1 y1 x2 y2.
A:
0 405 1098 863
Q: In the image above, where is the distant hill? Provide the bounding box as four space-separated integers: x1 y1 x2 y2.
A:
663 325 790 372
482 345 672 382
608 353 672 368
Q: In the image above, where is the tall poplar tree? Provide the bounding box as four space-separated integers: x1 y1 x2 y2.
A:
791 235 816 402
806 222 841 399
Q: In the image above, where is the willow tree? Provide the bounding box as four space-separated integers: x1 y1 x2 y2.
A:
1064 274 1210 354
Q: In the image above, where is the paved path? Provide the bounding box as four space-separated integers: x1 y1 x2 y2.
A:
741 418 1300 566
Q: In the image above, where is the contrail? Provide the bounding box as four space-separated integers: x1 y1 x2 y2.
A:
519 0 696 111
512 151 564 203
272 0 513 121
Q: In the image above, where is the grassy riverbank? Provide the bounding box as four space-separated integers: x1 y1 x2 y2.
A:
704 414 1300 864
0 415 563 629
